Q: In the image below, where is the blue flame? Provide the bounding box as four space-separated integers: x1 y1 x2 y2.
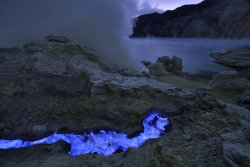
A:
0 111 169 156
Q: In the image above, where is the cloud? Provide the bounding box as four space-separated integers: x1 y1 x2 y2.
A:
137 0 164 14
0 0 138 66
137 0 203 11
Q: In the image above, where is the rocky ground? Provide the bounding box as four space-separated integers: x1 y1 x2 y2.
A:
210 46 250 110
0 36 249 167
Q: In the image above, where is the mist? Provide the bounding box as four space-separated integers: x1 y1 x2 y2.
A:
0 0 138 66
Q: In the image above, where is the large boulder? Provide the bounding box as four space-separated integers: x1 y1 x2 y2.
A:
21 36 94 97
210 46 250 70
157 56 183 72
141 56 183 76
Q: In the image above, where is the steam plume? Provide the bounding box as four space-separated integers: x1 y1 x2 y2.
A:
0 0 137 66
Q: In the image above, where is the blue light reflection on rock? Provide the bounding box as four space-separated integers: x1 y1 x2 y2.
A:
0 111 169 156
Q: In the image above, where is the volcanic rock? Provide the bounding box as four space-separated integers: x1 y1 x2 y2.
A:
131 0 250 38
141 56 183 76
157 56 183 72
210 46 250 70
209 71 250 91
0 36 249 167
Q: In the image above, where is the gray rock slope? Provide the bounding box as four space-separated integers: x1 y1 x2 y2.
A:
0 36 249 167
131 0 250 38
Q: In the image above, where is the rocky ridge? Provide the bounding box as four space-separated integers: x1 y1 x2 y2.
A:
0 36 249 167
131 0 250 38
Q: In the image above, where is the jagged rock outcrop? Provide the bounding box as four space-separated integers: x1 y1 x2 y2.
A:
0 36 187 138
141 56 183 75
157 56 183 72
131 0 250 38
210 46 250 70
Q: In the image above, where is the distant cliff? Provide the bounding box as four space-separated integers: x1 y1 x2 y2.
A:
131 0 250 38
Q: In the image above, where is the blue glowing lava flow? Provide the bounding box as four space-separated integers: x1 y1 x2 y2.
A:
0 111 169 156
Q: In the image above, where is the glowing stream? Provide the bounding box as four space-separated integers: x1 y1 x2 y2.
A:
0 111 169 156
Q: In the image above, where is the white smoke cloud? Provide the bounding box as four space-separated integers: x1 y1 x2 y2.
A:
136 0 164 14
0 0 138 66
137 0 203 11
